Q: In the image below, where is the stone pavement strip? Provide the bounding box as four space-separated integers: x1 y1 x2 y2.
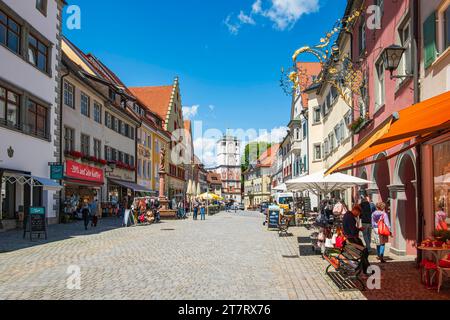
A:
0 211 448 300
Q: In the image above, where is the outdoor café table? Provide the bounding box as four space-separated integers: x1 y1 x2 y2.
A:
417 246 450 264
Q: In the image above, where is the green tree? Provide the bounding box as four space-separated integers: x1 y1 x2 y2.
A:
241 141 272 173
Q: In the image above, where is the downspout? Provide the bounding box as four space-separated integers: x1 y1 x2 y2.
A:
59 67 70 224
412 0 423 266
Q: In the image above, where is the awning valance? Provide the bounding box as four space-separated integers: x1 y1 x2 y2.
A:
326 91 450 175
1 171 62 191
108 178 154 193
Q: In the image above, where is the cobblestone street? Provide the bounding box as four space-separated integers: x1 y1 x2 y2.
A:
0 211 449 300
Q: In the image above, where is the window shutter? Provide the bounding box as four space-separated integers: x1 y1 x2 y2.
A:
423 12 437 69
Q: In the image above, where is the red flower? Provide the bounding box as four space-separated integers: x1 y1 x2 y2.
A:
69 151 83 158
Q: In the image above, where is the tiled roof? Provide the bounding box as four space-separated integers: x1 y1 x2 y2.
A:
207 172 222 184
128 86 173 120
296 62 321 108
257 144 280 167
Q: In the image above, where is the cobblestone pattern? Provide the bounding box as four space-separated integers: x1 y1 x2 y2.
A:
0 211 449 300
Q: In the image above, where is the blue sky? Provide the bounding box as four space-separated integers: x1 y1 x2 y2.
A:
63 0 347 165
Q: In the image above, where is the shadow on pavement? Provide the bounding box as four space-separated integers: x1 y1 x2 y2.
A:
0 218 165 253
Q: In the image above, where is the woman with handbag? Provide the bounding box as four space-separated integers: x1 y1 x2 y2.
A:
371 202 391 263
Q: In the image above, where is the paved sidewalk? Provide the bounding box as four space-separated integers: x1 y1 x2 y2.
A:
0 211 448 300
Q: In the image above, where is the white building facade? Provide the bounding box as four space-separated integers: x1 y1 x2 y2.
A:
213 135 242 203
0 0 65 229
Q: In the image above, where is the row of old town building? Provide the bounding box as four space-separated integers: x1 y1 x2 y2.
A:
244 0 450 258
0 0 228 231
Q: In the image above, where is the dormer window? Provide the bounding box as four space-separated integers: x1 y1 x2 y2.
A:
36 0 47 16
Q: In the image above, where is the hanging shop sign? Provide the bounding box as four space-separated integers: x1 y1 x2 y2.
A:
23 207 47 240
50 163 64 180
65 160 104 183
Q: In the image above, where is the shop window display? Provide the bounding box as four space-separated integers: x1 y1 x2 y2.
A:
433 140 450 231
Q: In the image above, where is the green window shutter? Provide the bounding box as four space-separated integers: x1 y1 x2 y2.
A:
423 11 437 69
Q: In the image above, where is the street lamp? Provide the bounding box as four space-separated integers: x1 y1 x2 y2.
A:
381 44 413 80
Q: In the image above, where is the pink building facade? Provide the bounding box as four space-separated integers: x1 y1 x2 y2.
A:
419 0 450 242
349 0 418 256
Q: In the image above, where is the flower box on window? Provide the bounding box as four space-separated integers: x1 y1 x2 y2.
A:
65 150 83 159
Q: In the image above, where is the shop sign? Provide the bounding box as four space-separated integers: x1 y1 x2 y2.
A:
268 207 280 229
50 164 64 180
65 160 104 183
24 207 47 240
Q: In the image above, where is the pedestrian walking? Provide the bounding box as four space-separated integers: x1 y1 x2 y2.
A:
81 202 90 231
360 195 375 252
193 201 199 220
372 202 391 263
200 203 206 220
90 199 99 227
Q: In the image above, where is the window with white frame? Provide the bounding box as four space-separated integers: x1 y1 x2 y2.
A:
81 134 90 156
375 56 385 109
93 102 102 124
398 17 412 78
64 81 75 108
64 126 75 152
324 138 329 157
334 125 341 146
314 144 322 161
93 139 101 159
445 5 450 51
329 133 335 151
313 107 321 124
80 92 90 117
437 2 450 54
359 20 366 55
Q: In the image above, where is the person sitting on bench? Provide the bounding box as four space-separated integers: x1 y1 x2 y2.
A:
343 205 371 274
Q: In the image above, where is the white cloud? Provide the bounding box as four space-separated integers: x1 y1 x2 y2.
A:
253 126 289 143
182 105 199 119
263 0 320 30
225 0 320 34
238 11 256 25
224 15 240 35
252 0 263 14
194 137 218 167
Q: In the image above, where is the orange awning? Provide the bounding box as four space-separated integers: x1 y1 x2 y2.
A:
326 90 450 175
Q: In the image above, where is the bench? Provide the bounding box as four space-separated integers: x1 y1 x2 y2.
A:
323 241 366 291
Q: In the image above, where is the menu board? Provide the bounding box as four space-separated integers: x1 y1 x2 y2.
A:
24 207 47 240
268 208 280 229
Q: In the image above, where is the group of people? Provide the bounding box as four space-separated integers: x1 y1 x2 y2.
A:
192 200 207 221
342 195 392 271
81 199 99 231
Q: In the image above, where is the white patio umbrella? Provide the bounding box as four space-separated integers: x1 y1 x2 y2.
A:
196 182 201 197
187 180 193 196
285 170 372 196
272 183 287 192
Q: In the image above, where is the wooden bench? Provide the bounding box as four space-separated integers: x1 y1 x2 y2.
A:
323 241 366 291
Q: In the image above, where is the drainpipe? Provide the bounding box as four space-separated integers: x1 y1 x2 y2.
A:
412 0 423 266
59 68 70 224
